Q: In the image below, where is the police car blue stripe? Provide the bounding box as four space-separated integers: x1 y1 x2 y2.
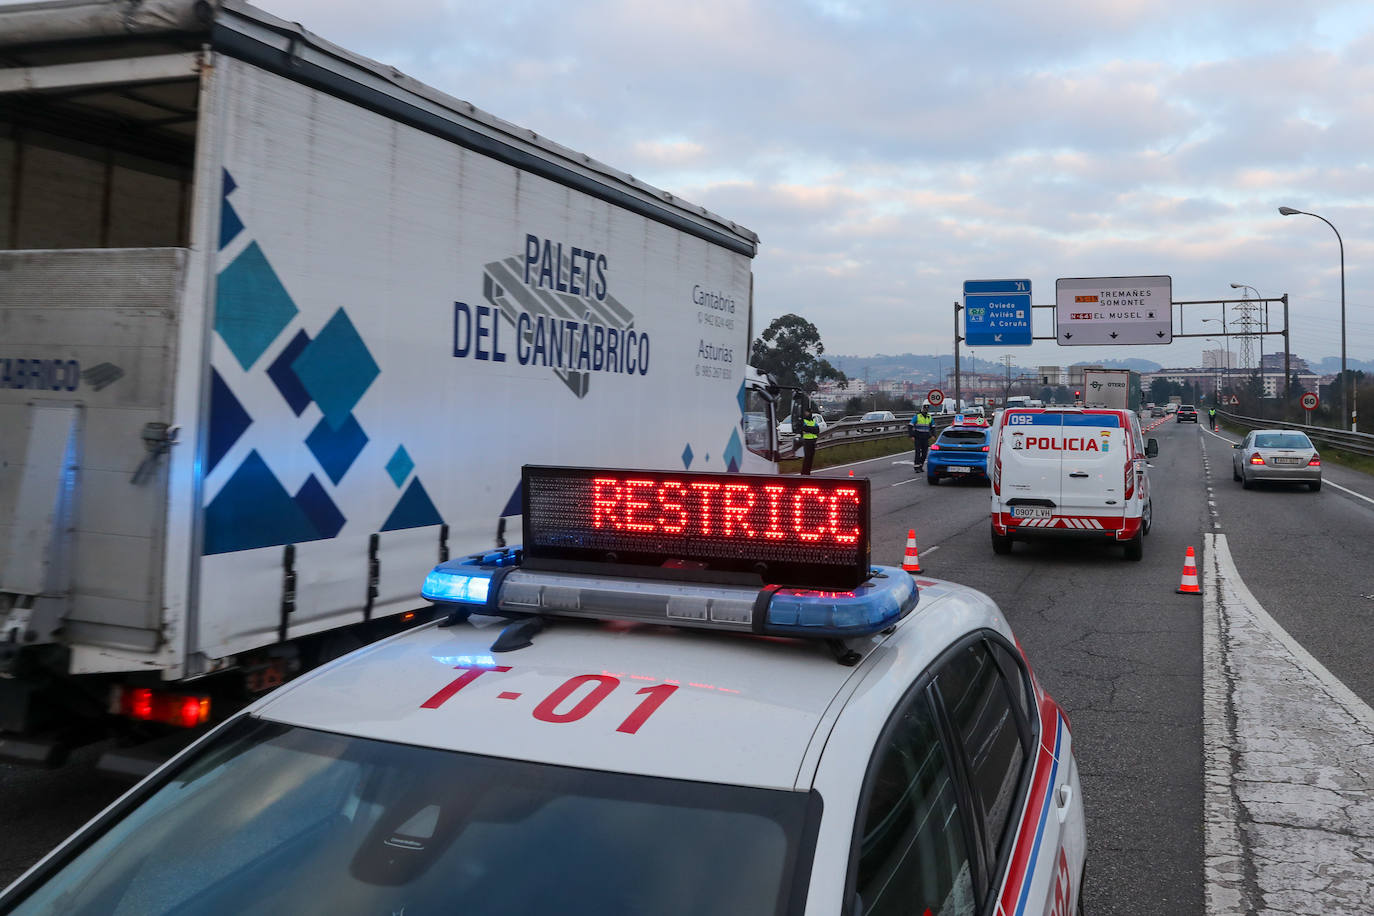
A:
1014 715 1064 916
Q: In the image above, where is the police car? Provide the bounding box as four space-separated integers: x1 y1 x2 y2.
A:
1 467 1086 916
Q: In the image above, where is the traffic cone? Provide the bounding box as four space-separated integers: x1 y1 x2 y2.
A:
901 529 922 573
1176 546 1200 595
848 469 854 477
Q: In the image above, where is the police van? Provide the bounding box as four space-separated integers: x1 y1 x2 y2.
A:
990 407 1159 560
2 466 1086 916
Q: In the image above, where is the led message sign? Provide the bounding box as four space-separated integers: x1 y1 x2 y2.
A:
522 466 871 588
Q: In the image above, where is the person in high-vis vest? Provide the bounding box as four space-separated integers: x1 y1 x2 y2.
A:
910 405 934 470
1207 406 1217 430
799 402 820 476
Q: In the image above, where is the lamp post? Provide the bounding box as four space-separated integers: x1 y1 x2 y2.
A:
1201 319 1228 399
1279 206 1350 430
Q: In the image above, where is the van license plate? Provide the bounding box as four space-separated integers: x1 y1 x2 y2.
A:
1012 507 1052 519
949 466 972 474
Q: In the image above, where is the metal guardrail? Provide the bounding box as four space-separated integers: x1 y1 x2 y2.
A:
1218 410 1374 459
780 413 957 457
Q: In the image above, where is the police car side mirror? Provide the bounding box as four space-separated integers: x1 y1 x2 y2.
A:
1146 438 1159 458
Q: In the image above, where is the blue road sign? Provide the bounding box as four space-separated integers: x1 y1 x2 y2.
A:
963 279 1032 346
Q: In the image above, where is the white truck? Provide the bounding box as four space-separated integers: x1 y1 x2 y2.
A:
0 0 778 765
1080 369 1141 411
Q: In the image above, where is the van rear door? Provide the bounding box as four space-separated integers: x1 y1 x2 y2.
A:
1057 411 1127 526
997 409 1063 510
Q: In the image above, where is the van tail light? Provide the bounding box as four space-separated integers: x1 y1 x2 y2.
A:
1124 459 1134 499
1308 454 1321 466
1249 452 1266 465
112 686 211 728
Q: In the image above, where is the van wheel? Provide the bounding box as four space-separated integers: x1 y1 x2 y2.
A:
1123 530 1144 561
991 527 1013 555
1142 499 1153 536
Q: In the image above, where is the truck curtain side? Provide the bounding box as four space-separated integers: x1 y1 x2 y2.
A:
0 0 771 754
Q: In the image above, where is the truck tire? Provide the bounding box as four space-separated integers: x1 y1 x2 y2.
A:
1123 529 1144 561
991 526 1013 555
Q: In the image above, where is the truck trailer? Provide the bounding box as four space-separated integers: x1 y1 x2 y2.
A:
1080 369 1141 412
0 0 778 765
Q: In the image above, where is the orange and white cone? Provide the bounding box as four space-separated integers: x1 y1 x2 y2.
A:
901 529 922 573
1176 546 1200 595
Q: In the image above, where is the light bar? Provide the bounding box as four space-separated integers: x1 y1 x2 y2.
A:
522 465 871 588
423 555 918 640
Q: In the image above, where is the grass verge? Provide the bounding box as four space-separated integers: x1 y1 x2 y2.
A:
779 436 913 474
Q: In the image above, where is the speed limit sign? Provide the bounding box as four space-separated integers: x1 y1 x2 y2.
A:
927 388 945 406
1301 392 1319 411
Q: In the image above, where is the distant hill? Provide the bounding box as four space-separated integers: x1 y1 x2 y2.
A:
1311 356 1374 375
1069 358 1161 373
829 353 1002 380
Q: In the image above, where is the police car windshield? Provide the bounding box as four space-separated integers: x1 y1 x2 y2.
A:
11 718 815 916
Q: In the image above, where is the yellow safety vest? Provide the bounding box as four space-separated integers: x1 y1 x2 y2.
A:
801 416 820 440
915 413 933 427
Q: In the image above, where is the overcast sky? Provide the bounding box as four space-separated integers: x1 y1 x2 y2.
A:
226 1 1374 368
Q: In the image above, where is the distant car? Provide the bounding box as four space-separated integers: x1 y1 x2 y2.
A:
1232 429 1321 491
927 425 992 484
860 410 896 422
1151 407 1166 417
962 405 987 418
1176 405 1198 423
777 413 828 437
1165 403 1179 414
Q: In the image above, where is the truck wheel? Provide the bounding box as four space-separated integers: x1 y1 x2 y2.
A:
991 526 1013 555
1123 530 1144 561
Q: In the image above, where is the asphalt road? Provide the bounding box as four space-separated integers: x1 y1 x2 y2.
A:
3 421 1372 912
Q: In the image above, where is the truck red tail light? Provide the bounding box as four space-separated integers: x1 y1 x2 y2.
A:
113 686 211 728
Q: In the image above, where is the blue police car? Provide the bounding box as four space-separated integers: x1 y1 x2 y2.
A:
927 422 992 485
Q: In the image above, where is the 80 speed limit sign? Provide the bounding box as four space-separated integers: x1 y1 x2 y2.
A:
1301 392 1319 411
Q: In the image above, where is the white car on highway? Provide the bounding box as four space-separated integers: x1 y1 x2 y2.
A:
2 466 1086 916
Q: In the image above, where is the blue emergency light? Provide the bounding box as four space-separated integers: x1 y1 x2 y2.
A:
421 552 917 641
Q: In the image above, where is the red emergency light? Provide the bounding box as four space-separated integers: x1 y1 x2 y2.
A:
522 466 871 588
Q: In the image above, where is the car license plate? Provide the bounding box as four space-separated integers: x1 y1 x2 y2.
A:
1011 506 1052 519
949 466 972 474
1273 457 1299 466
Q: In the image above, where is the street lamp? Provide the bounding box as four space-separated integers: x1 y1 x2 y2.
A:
1279 206 1350 430
1200 318 1229 398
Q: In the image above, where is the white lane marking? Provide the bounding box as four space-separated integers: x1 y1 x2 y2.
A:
1202 533 1374 914
891 477 919 487
1326 479 1374 507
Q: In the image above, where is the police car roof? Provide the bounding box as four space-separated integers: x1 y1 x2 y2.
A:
250 577 1009 791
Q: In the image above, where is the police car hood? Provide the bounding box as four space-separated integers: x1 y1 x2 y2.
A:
250 614 873 791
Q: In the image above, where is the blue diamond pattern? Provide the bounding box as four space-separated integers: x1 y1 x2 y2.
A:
386 445 415 488
207 369 251 474
736 380 748 416
724 428 743 473
681 443 694 469
306 413 369 485
267 330 312 416
292 309 380 430
215 241 299 371
295 475 346 539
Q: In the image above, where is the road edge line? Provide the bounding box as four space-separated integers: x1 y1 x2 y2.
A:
1201 532 1250 915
